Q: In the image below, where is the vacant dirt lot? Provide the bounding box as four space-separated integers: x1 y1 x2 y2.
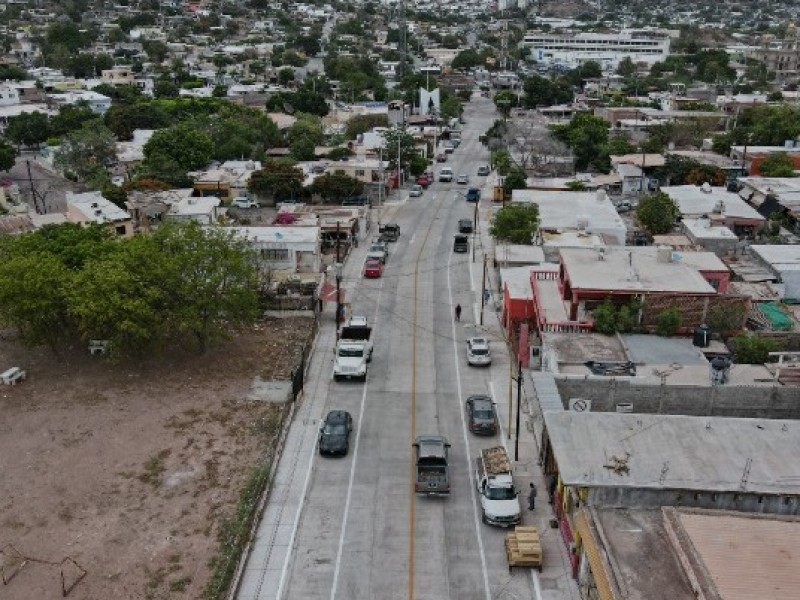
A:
0 317 315 600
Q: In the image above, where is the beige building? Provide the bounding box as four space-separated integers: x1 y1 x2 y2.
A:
66 191 133 237
751 27 800 81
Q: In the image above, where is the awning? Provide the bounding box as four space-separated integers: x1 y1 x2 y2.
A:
574 509 615 600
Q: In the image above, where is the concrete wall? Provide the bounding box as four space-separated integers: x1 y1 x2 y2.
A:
587 486 800 516
554 378 800 420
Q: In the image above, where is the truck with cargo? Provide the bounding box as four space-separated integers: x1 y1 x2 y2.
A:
413 435 451 495
333 321 373 382
475 446 521 526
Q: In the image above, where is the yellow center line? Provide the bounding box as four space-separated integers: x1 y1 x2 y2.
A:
408 192 445 600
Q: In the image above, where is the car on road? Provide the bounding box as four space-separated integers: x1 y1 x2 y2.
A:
466 188 481 202
458 219 473 233
409 184 424 197
466 395 498 435
367 242 388 264
416 174 430 188
436 153 447 163
438 167 454 182
230 197 261 209
466 336 492 366
319 410 353 456
457 174 469 185
363 258 383 278
616 201 633 213
444 143 455 154
453 234 469 253
477 165 491 176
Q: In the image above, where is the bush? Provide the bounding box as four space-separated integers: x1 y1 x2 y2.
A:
732 334 776 364
593 301 617 334
656 307 681 336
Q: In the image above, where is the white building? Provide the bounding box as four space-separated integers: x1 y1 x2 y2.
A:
165 196 221 225
522 30 672 71
231 226 321 274
47 90 112 115
66 191 133 237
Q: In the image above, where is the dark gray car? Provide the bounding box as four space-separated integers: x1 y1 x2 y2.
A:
319 410 353 456
466 395 498 435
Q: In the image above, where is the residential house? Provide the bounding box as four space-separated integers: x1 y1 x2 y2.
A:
47 90 112 115
749 245 800 302
231 226 321 274
190 160 262 200
165 195 220 225
66 191 133 237
663 183 766 237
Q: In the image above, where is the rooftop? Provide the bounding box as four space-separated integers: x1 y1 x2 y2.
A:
231 225 320 245
544 411 800 494
167 196 219 216
662 184 765 221
560 246 716 295
682 218 737 240
495 244 545 265
67 191 130 223
749 244 800 270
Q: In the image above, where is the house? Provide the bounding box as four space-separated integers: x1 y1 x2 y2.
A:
66 191 133 237
662 183 766 237
737 176 800 225
231 226 321 274
165 195 220 225
47 90 112 115
190 160 262 200
513 189 627 247
749 245 800 302
681 217 739 256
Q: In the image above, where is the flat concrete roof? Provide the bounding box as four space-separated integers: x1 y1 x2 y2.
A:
168 196 219 216
560 246 716 294
534 278 569 323
511 189 626 233
662 185 765 221
499 266 535 300
673 509 800 600
590 508 695 599
542 332 627 364
672 249 729 272
495 244 545 265
541 230 607 249
231 225 320 245
544 411 800 494
750 245 800 269
683 218 737 240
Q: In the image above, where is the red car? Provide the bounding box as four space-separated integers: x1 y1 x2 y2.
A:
363 259 383 278
416 174 430 188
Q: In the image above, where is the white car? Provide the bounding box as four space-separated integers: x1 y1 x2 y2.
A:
466 337 492 367
231 197 261 209
409 184 424 197
457 174 469 185
347 315 368 328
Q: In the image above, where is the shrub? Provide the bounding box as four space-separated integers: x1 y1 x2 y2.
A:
732 334 776 364
656 307 681 336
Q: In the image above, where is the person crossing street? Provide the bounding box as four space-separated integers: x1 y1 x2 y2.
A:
455 304 462 322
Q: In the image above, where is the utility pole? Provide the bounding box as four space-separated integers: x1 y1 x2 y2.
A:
335 221 342 342
26 160 42 214
480 254 488 326
471 196 479 263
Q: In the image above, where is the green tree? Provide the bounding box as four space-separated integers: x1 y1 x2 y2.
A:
54 120 118 185
345 114 389 139
50 104 98 138
154 80 180 98
0 139 17 171
636 191 679 235
523 74 573 108
490 203 539 244
5 111 50 148
381 126 419 170
656 307 681 336
759 152 797 177
503 168 527 193
287 114 324 147
492 148 512 175
278 67 295 87
593 301 617 334
552 113 610 172
308 173 364 202
451 49 482 70
290 137 316 161
248 160 305 201
494 90 516 118
142 39 169 63
616 57 636 77
142 123 213 184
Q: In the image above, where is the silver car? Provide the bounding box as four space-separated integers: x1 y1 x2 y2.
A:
466 337 492 366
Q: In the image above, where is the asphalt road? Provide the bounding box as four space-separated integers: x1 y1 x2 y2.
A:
239 94 544 600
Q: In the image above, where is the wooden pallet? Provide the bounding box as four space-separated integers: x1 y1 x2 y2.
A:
505 526 543 571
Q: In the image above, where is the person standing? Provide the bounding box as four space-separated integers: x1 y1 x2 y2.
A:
528 482 537 511
455 304 462 322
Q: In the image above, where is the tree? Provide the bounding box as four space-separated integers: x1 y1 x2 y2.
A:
593 301 617 334
0 139 17 171
503 168 527 193
502 118 570 174
656 307 682 336
308 173 364 202
732 334 776 364
5 111 50 148
54 120 118 185
50 104 98 138
278 67 295 87
290 137 316 161
248 160 305 201
451 49 482 70
142 39 169 63
759 152 797 177
552 113 610 172
490 203 539 244
616 57 636 77
494 90 516 118
154 80 180 98
345 114 389 139
637 191 679 234
142 123 213 185
523 75 573 108
287 114 324 147
381 126 419 170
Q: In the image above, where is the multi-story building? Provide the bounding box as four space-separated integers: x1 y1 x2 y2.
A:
522 30 672 71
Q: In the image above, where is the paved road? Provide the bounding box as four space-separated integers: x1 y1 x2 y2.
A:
238 94 580 600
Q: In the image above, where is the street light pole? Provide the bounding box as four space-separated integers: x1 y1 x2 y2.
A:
479 254 488 325
471 196 479 263
335 221 342 342
514 359 522 461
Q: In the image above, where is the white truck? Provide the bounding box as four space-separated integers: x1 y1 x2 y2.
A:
333 318 373 382
475 446 521 527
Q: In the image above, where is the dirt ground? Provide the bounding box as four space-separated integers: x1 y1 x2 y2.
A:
0 317 315 600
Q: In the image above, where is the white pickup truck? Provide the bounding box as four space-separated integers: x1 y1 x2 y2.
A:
333 318 373 382
475 446 521 527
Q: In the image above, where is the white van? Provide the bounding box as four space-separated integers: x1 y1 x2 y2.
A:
439 167 454 182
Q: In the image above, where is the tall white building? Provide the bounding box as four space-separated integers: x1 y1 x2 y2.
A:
522 30 672 71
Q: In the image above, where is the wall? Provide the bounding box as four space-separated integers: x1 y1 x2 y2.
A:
554 378 800 420
642 293 749 333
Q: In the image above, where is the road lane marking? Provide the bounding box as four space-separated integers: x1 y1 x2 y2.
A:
530 569 543 600
330 279 385 600
447 244 491 600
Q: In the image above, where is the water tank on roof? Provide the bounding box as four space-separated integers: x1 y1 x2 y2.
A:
710 356 731 386
693 324 711 348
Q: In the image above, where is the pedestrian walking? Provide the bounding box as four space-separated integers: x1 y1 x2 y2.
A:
528 482 537 511
455 304 462 322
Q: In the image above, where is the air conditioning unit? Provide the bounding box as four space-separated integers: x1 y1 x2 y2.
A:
616 402 634 413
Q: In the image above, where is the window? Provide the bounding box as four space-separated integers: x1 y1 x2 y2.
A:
115 225 127 236
355 170 365 177
261 249 289 261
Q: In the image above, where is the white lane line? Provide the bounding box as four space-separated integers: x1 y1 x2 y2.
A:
330 278 385 600
530 569 543 600
447 248 491 600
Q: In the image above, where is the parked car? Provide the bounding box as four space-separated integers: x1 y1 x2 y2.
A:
466 188 481 202
230 197 261 209
457 174 469 185
466 395 498 435
367 243 388 264
409 184 424 197
477 165 491 176
444 143 455 154
453 234 469 253
466 337 492 366
436 153 447 163
616 201 633 213
458 219 473 233
416 174 430 188
363 258 383 278
319 410 353 456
